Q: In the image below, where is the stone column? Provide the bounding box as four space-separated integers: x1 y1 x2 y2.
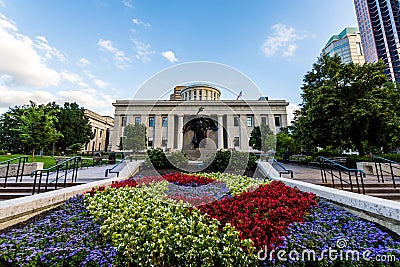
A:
167 115 175 150
177 115 184 150
154 115 162 148
112 115 121 151
217 115 224 149
226 115 234 149
239 115 250 151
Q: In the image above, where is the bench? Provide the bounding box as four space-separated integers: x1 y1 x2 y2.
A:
54 157 70 164
329 157 347 164
290 154 307 164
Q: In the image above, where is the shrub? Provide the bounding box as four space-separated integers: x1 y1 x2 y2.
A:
143 148 172 169
205 150 258 173
166 150 188 169
0 150 7 155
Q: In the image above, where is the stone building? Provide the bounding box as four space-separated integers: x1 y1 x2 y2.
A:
111 84 289 153
84 109 114 152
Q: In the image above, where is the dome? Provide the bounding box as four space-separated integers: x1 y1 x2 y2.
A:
180 84 221 101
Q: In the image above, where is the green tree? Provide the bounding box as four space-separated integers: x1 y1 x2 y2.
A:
248 125 276 152
292 54 400 155
0 105 26 153
55 102 94 153
14 101 63 161
276 127 298 155
122 123 146 153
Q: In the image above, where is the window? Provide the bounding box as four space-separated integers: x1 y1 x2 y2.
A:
93 129 97 136
247 116 253 127
199 90 202 100
149 117 155 127
162 117 168 127
261 116 267 125
233 116 239 126
121 116 126 127
274 116 281 127
189 91 192 100
233 137 240 147
135 117 141 124
162 137 168 146
100 130 103 138
205 91 208 100
193 90 197 100
148 137 153 147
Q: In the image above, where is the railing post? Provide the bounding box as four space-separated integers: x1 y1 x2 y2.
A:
379 162 384 183
4 161 10 187
20 157 27 182
359 171 366 194
37 171 43 194
15 157 21 183
374 160 381 183
330 162 335 188
339 169 343 190
389 162 396 189
55 165 60 190
32 172 38 195
355 171 361 194
348 172 353 192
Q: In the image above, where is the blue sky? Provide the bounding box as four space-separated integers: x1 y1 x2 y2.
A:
0 0 357 117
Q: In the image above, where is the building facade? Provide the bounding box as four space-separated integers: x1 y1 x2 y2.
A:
354 0 400 81
322 27 365 64
84 109 114 152
111 84 289 153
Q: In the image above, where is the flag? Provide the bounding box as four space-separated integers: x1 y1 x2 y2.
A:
236 90 242 100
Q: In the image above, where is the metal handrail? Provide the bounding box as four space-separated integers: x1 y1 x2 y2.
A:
317 156 366 194
105 156 132 177
373 156 398 188
271 159 294 178
0 156 28 187
31 156 81 195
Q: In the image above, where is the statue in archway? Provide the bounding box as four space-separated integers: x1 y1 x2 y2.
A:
183 117 218 149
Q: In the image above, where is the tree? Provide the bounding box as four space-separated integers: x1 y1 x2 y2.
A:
249 125 276 152
55 102 94 153
276 128 298 155
292 54 400 155
0 105 26 153
14 101 63 161
122 123 146 153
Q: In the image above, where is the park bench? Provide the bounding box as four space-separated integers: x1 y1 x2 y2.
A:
290 154 307 164
54 156 70 164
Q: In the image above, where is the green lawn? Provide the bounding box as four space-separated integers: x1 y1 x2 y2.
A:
0 154 60 169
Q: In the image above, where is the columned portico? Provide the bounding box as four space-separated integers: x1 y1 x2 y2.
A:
177 115 184 150
217 115 224 149
111 84 289 152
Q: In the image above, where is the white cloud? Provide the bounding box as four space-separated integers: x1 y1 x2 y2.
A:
161 50 178 63
0 1 5 7
0 14 61 87
58 90 114 115
286 102 300 125
94 79 108 89
0 85 56 108
78 57 90 67
98 38 131 69
35 35 65 61
122 0 133 8
261 23 306 57
132 18 151 28
133 40 153 63
61 71 82 84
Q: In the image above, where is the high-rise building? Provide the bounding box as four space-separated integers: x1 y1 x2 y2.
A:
354 0 400 81
322 27 365 64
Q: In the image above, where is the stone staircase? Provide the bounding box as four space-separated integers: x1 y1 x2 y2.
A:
0 176 84 200
278 164 400 201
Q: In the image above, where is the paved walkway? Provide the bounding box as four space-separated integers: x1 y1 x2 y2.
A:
16 160 142 184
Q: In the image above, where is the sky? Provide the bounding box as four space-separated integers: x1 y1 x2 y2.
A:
0 0 358 118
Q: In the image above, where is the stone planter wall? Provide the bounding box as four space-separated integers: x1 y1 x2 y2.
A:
0 162 44 177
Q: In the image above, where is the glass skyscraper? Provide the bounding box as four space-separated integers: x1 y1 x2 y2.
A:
354 0 400 81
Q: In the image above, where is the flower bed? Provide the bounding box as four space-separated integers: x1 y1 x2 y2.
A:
0 172 399 266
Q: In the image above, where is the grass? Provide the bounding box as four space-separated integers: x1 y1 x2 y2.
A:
0 154 57 169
